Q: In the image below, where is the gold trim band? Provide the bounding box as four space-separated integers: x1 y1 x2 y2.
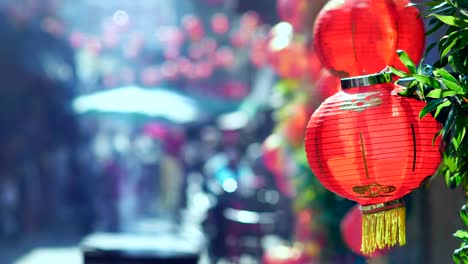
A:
361 199 405 214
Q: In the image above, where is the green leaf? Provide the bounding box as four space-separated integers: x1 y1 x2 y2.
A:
434 68 464 92
397 50 417 73
435 68 459 83
456 124 466 145
398 80 418 97
443 107 457 139
433 129 444 146
445 168 453 187
460 205 468 227
426 20 446 36
388 66 409 78
434 99 452 118
426 89 443 98
413 74 441 88
454 230 468 240
426 88 460 98
441 35 458 57
419 98 445 118
453 136 460 151
430 14 468 27
444 153 459 172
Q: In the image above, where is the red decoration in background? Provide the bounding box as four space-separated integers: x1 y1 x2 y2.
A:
182 14 205 41
69 31 87 48
277 0 308 32
295 209 314 242
176 57 195 79
250 35 269 68
156 26 185 48
163 47 180 60
211 13 230 35
313 0 425 77
262 134 294 198
281 103 310 148
268 23 309 79
230 31 249 48
215 47 235 69
141 67 161 86
305 81 440 206
220 81 248 99
341 205 388 257
306 50 322 82
240 11 261 33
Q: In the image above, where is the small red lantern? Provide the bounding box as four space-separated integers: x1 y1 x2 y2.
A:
305 72 440 254
341 205 388 257
313 0 424 77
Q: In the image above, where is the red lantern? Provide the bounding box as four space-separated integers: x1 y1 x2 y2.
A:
313 0 424 77
304 72 440 254
341 205 388 257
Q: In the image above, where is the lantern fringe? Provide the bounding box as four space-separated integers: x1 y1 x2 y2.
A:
361 206 406 255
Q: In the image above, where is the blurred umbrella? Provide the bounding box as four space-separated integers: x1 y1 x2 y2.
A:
73 86 202 123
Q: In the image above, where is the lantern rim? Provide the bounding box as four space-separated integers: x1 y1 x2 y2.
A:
341 70 392 89
361 199 405 214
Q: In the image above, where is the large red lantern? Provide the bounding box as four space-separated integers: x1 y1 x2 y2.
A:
304 72 440 254
313 0 424 77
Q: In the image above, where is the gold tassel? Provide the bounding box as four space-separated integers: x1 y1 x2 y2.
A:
361 200 406 255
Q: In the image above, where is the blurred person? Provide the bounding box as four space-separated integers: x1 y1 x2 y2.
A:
0 1 86 236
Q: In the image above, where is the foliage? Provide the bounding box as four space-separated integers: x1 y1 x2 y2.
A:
390 0 468 262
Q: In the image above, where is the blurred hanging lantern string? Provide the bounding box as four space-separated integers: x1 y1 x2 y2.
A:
304 71 441 254
313 0 424 77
